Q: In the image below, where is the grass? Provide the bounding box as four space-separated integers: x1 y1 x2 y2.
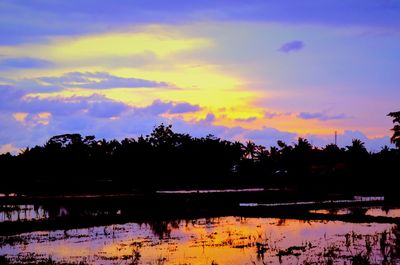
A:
0 256 88 265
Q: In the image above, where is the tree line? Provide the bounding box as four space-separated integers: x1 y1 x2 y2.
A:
0 112 399 195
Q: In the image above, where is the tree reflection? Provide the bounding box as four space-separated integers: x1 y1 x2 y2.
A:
147 220 181 239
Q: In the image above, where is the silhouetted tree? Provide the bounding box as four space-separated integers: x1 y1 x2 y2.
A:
243 141 257 160
388 111 400 148
294 138 312 152
346 139 367 154
1 117 400 195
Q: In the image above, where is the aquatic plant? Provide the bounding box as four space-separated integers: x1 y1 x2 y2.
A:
130 242 142 265
0 255 88 265
351 252 370 265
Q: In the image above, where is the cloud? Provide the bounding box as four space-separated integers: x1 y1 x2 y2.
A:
87 100 129 118
1 83 200 120
298 112 347 121
139 100 171 115
0 144 20 155
0 71 170 95
0 85 26 109
0 105 392 154
264 111 291 119
137 100 201 115
39 72 169 89
0 95 205 150
244 126 297 147
0 57 53 69
16 79 64 93
304 130 392 152
204 113 216 122
169 102 201 114
278 40 304 53
2 1 400 44
0 84 85 114
18 96 90 116
234 117 257 122
0 84 130 117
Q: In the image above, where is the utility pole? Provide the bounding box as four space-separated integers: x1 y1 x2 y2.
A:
334 131 337 146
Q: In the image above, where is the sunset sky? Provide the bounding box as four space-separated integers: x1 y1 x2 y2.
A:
1 0 399 153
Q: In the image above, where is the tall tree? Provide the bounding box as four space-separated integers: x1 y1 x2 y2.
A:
388 111 400 148
346 139 367 154
243 141 258 160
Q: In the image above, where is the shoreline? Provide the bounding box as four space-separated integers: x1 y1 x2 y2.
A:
0 190 399 236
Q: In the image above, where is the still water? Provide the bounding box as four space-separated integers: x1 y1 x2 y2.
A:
1 214 399 264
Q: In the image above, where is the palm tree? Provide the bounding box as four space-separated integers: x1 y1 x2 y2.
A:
243 140 257 160
294 138 312 153
346 139 367 154
388 111 400 148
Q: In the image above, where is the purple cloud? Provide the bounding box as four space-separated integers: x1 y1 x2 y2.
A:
278 40 304 53
39 72 168 89
0 107 392 154
0 84 130 117
169 102 201 114
20 97 89 116
244 126 297 147
139 100 172 115
87 100 129 118
0 85 26 110
304 130 392 152
138 100 201 115
1 72 170 95
234 117 257 122
298 112 347 121
264 111 291 119
2 1 400 45
204 113 216 122
0 57 53 69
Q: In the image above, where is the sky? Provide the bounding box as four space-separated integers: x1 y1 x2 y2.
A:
1 0 399 153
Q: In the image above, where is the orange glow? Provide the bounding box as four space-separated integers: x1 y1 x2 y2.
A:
18 216 395 265
13 112 52 127
13 112 29 123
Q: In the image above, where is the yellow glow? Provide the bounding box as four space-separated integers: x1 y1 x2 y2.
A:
25 63 256 112
0 23 361 138
0 22 392 142
14 112 52 127
18 216 393 265
13 112 29 123
50 33 210 61
5 25 260 119
110 64 248 109
0 30 211 63
33 112 52 126
0 144 19 154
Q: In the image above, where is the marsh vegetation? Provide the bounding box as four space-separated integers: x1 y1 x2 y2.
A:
1 213 400 264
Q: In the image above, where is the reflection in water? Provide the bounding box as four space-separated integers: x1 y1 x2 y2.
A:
310 207 400 218
0 205 48 222
367 208 400 218
157 188 266 194
240 196 384 208
1 216 399 264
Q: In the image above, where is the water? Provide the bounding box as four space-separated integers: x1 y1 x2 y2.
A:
0 205 48 222
1 195 385 223
1 215 399 264
310 207 400 218
157 188 266 194
240 196 385 208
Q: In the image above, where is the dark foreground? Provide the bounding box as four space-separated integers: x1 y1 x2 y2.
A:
1 190 400 265
0 197 400 264
1 190 399 236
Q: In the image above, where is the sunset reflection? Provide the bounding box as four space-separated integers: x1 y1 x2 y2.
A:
1 216 396 264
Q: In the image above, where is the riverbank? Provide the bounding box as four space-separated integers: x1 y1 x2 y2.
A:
1 190 399 236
